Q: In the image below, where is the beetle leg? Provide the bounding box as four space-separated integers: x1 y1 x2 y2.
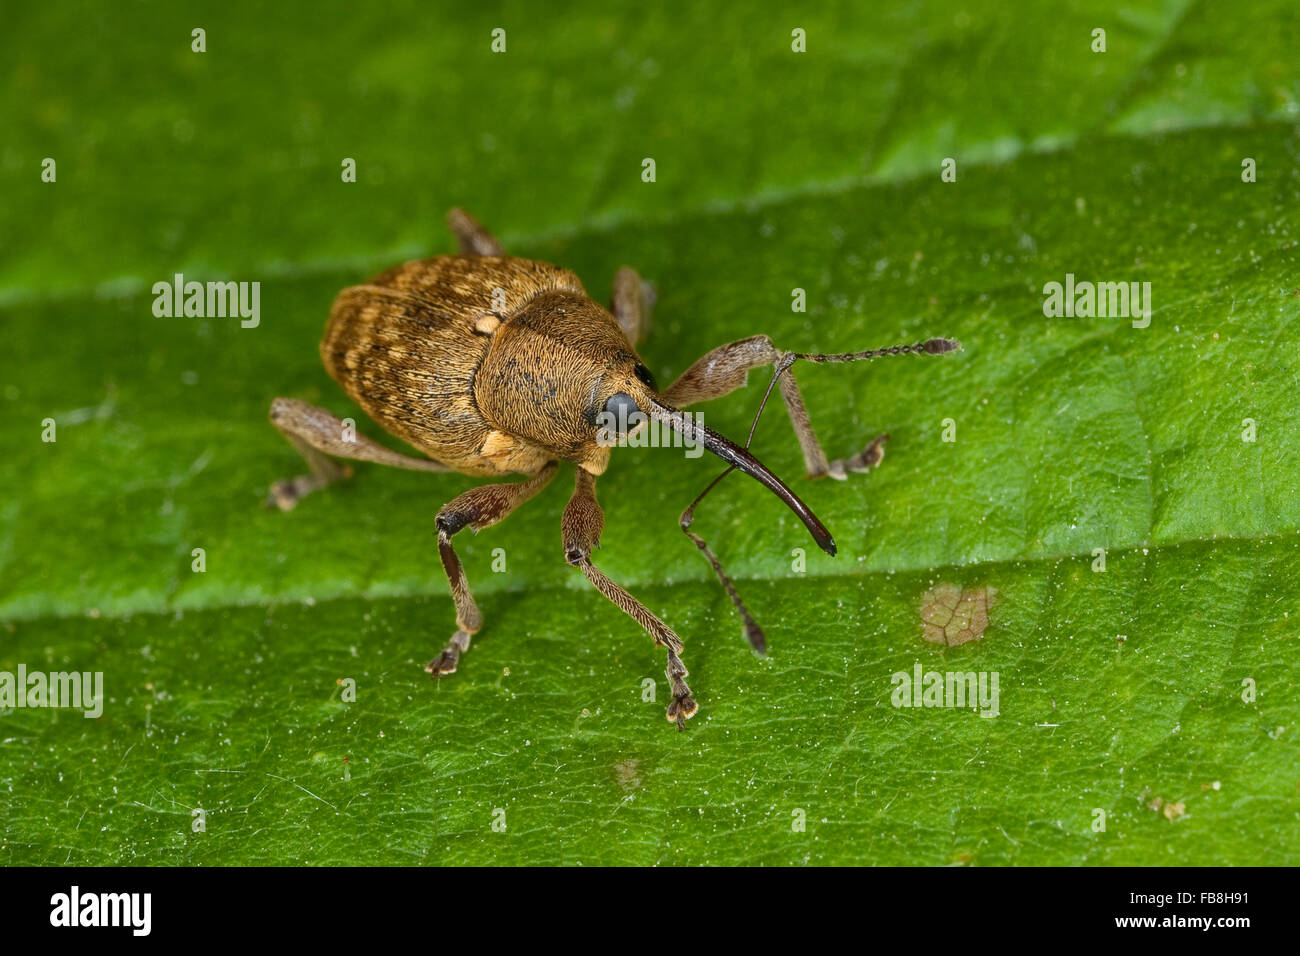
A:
661 335 898 480
267 397 450 510
663 338 954 654
447 208 505 256
426 462 559 677
561 468 697 728
610 266 655 346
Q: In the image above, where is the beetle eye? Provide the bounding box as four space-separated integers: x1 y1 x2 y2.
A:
603 391 644 433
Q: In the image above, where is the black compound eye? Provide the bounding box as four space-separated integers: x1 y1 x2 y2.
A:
603 391 644 433
633 363 657 390
605 392 642 421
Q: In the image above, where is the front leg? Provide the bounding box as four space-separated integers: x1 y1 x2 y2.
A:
661 336 865 479
661 335 958 652
561 468 697 728
661 335 955 479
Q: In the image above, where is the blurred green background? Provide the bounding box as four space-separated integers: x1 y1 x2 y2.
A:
2 0 1299 864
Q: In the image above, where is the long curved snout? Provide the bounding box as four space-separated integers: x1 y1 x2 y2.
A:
647 399 836 556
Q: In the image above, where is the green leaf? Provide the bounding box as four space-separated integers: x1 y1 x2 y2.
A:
3 1 1299 865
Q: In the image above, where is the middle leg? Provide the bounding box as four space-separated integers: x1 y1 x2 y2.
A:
447 207 505 256
425 462 559 677
610 266 656 347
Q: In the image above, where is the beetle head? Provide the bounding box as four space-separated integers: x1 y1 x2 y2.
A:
587 346 836 556
475 293 835 555
474 294 662 467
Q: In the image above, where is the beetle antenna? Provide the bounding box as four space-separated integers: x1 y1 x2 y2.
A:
678 465 768 652
662 365 802 653
789 336 960 364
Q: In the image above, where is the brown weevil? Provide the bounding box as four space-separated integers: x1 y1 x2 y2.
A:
268 208 960 728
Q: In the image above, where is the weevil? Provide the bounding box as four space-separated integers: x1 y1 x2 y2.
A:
268 208 959 728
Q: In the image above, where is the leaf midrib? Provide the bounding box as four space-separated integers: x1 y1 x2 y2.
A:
0 114 1286 311
3 528 1284 626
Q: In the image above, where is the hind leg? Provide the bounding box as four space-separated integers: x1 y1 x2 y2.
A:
267 397 450 509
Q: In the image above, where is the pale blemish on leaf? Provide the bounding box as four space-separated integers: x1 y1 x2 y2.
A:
1144 793 1187 821
614 758 642 792
919 583 996 646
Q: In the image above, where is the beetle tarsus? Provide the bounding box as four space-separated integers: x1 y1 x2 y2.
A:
266 467 354 511
425 652 457 676
824 433 889 481
664 650 698 729
426 629 473 677
266 478 304 511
